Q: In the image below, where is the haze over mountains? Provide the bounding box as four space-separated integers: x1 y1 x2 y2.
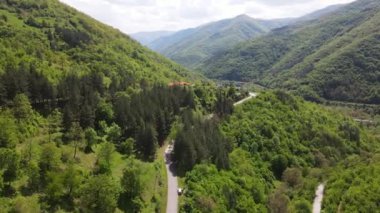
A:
131 31 174 47
131 4 344 69
131 15 293 68
202 0 380 104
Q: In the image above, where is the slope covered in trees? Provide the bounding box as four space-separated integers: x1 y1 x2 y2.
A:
0 0 205 212
180 91 379 212
201 0 380 104
0 0 192 100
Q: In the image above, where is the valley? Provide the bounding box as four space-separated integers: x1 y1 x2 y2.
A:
0 0 379 213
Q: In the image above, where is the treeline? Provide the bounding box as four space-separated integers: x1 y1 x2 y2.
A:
0 85 198 212
0 61 56 106
0 99 145 212
173 110 231 175
112 85 195 160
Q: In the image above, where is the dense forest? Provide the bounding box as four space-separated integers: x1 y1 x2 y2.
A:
201 0 380 104
0 0 203 212
0 0 194 89
0 2 236 210
180 91 379 212
0 0 379 213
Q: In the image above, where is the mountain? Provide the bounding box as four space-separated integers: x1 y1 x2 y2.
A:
0 0 192 95
0 0 199 212
201 0 380 104
130 30 174 46
297 4 345 22
145 15 293 68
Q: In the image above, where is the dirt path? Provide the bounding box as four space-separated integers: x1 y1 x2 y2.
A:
313 183 325 213
233 92 257 106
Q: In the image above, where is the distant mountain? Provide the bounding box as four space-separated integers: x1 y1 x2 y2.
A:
297 4 345 22
130 31 174 46
201 0 380 104
144 15 293 68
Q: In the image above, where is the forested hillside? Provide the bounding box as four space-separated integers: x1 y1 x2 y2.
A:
201 0 380 104
180 91 379 212
144 15 292 69
0 0 192 96
0 0 204 212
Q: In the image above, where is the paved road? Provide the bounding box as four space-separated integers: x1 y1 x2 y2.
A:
313 183 325 213
164 92 258 213
234 92 257 106
165 145 178 213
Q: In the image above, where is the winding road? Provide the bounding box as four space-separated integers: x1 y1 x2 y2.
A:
164 92 258 213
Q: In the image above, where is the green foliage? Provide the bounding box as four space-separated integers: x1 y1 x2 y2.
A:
119 159 143 212
322 154 380 212
79 174 121 213
173 110 230 174
66 122 84 159
45 171 65 203
96 142 116 174
182 149 270 213
39 143 61 175
136 123 158 162
12 94 33 121
119 138 135 156
282 168 303 188
113 85 196 159
0 148 20 183
271 155 289 179
183 91 377 212
12 195 41 213
0 111 19 148
268 187 290 213
289 199 312 213
222 91 370 175
84 128 98 152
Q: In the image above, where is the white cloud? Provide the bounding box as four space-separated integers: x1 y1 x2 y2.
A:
59 0 356 34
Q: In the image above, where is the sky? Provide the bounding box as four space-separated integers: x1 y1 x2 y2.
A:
59 0 356 34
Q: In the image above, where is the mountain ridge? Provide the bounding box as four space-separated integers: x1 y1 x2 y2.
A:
136 14 294 68
200 0 380 104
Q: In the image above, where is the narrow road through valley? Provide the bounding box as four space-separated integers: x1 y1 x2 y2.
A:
165 92 258 213
313 183 325 213
165 145 178 213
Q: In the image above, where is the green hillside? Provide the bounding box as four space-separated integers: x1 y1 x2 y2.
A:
0 0 202 212
201 0 380 104
0 0 191 92
146 15 292 69
180 91 379 212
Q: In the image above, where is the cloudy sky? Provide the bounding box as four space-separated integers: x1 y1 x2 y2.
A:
59 0 355 34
